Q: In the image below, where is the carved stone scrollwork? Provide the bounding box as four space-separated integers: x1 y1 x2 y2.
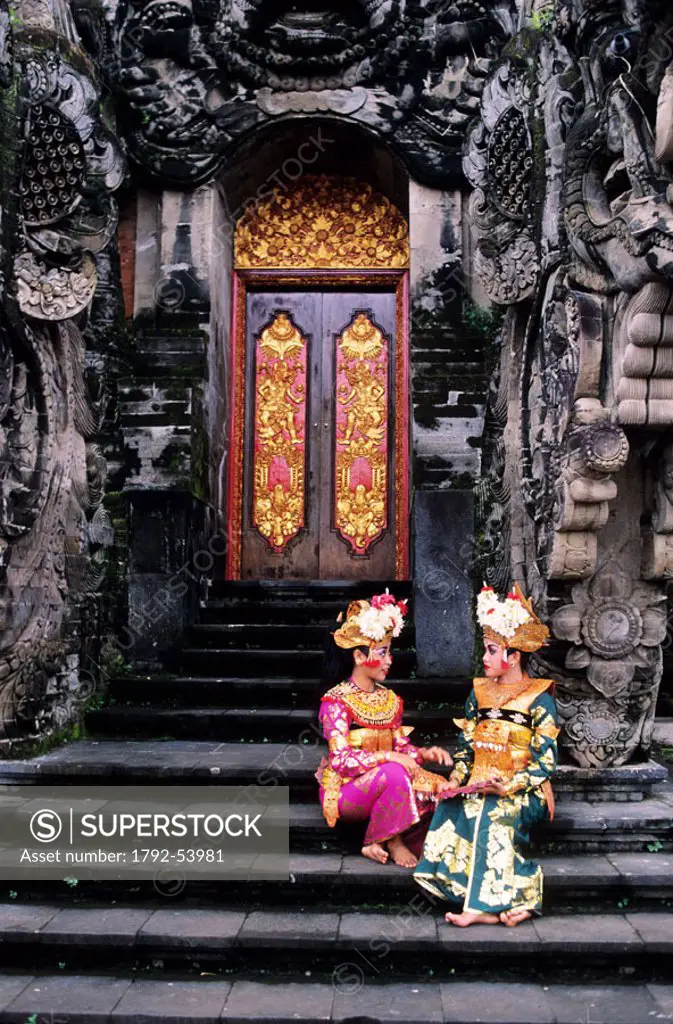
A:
113 0 517 187
476 309 514 592
561 13 673 293
522 276 627 582
535 649 661 769
616 282 673 427
14 48 124 322
463 61 538 305
549 421 629 578
14 251 97 321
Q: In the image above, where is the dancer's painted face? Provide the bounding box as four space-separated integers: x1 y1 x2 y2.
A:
355 642 392 682
482 640 510 677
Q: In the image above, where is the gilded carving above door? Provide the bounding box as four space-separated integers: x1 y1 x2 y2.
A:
234 175 409 271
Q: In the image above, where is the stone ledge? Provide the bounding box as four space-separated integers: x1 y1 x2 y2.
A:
0 977 670 1023
0 907 671 958
554 761 668 802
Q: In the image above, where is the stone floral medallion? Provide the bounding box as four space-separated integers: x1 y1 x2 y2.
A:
551 571 666 699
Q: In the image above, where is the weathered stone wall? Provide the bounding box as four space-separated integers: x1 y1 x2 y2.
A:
409 181 487 675
0 0 125 748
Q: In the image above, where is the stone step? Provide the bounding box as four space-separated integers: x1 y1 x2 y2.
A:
198 600 355 624
428 403 484 419
7 851 673 912
204 581 411 603
0 742 670 851
179 649 417 678
292 799 673 854
187 623 417 651
0 975 669 1024
105 675 468 709
120 406 192 428
0 905 669 979
84 707 452 743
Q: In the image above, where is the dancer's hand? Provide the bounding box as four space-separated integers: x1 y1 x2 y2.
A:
481 780 508 796
387 752 420 776
437 782 460 798
421 746 453 767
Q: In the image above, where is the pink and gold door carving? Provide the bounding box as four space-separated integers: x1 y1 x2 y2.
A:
252 312 307 552
238 288 406 580
334 313 388 555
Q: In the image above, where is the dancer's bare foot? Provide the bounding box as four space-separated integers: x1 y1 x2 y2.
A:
387 836 418 868
361 843 389 864
444 911 500 927
499 908 532 927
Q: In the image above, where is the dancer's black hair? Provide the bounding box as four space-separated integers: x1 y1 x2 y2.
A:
321 627 369 688
503 649 530 673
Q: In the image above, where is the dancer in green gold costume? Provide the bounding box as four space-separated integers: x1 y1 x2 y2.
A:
414 583 559 927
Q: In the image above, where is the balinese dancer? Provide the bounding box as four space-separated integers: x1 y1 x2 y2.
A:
414 583 559 926
317 591 453 868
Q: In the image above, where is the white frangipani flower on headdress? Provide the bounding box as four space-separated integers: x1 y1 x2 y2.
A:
333 589 408 648
476 583 550 651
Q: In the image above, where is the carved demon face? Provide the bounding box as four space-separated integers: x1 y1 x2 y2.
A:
115 0 516 184
209 0 412 90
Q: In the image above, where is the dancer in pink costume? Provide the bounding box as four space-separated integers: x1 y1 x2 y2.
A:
316 592 453 868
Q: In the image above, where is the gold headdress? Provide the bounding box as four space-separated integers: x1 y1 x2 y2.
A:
332 591 408 649
476 582 549 652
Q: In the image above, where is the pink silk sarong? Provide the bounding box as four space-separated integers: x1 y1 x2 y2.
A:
320 761 431 848
317 692 436 847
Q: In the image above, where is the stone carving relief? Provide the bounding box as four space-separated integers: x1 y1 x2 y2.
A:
642 442 673 580
470 0 673 767
463 61 538 305
14 48 123 321
475 309 514 594
111 0 517 185
560 6 673 295
615 282 673 428
0 2 123 746
549 568 665 767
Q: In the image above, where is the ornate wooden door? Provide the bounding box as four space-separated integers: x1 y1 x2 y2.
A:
239 287 400 580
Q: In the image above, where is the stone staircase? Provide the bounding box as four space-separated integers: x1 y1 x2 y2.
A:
0 582 671 1022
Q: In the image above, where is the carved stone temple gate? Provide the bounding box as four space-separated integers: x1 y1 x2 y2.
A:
0 0 672 784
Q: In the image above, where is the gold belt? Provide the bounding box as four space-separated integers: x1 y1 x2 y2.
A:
348 726 407 752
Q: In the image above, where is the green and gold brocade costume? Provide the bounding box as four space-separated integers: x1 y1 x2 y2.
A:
414 676 559 916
